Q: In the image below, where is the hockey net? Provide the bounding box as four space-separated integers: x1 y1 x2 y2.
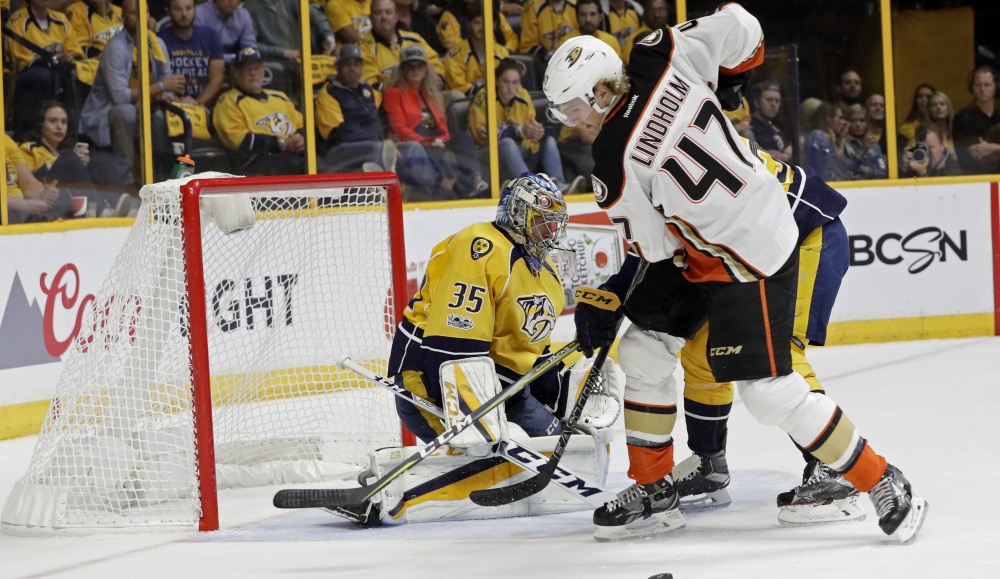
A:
2 173 408 534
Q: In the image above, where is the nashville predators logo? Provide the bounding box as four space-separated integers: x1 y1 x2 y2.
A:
564 46 582 67
471 237 493 260
256 112 294 136
516 294 556 343
94 25 123 42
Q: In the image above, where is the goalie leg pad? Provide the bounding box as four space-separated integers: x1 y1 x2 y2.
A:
368 433 607 525
439 357 508 454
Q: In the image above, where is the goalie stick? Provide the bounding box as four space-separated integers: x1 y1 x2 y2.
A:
272 341 581 510
469 260 649 507
332 357 615 506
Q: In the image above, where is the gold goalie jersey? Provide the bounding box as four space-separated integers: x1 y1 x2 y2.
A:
388 222 565 390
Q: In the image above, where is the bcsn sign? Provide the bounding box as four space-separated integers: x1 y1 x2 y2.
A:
849 227 967 274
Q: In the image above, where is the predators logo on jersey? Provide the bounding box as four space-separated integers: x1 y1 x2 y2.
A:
94 25 123 43
255 112 295 136
517 294 557 343
471 238 493 260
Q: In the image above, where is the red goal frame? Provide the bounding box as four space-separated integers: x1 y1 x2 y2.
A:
179 173 411 531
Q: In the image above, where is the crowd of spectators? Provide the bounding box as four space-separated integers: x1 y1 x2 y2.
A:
5 0 1000 220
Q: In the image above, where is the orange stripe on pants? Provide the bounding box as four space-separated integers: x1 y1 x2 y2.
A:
842 441 887 493
627 443 674 485
758 279 777 377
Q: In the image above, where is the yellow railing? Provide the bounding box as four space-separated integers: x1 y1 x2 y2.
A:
1 0 995 227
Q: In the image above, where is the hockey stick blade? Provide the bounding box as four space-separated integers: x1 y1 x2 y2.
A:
469 349 606 507
273 488 372 510
273 341 580 510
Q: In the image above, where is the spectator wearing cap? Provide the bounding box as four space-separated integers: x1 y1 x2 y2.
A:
384 44 488 200
623 0 668 65
750 81 791 163
79 0 183 184
362 0 445 90
243 0 336 62
213 47 305 175
159 0 225 110
443 6 509 96
194 0 257 65
315 44 396 174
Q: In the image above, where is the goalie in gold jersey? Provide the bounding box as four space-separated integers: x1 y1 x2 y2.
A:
335 172 620 527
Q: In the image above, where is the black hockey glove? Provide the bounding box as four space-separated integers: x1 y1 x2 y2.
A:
716 71 750 112
573 286 623 358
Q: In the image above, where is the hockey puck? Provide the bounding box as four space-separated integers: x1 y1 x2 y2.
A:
648 575 673 579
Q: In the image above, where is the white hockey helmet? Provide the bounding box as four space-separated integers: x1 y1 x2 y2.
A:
495 172 568 269
543 35 624 126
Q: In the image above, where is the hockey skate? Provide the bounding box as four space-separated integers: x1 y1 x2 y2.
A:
868 464 928 543
776 460 865 526
672 451 732 509
593 476 686 541
322 469 382 528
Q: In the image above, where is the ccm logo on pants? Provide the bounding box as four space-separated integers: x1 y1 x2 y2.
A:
710 346 743 356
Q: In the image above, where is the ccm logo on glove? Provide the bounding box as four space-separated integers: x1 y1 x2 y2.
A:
574 288 621 311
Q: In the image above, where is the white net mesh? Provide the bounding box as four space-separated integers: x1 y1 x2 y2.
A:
2 174 402 534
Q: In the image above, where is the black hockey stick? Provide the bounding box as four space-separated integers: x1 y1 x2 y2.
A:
272 341 580 510
332 356 615 507
469 261 649 507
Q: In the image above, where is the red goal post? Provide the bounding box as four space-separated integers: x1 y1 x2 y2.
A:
2 173 413 535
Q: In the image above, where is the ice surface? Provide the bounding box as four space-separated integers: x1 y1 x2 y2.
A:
2 337 998 578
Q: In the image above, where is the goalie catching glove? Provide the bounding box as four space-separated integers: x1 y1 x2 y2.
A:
574 286 622 358
552 355 622 433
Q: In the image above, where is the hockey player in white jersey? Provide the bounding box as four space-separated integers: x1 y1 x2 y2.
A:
543 4 927 542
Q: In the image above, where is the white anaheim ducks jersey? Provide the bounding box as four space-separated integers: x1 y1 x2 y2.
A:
590 4 798 283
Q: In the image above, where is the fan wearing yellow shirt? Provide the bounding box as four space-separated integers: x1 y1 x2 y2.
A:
622 0 669 65
444 6 510 96
361 0 446 89
3 134 62 224
598 0 640 51
66 0 124 57
437 0 517 53
519 0 576 64
562 0 621 59
327 0 371 44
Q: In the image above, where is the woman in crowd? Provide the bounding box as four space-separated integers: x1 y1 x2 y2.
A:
925 91 956 153
898 83 935 147
383 44 488 200
843 103 887 179
750 80 791 163
804 101 851 182
19 101 131 217
469 58 581 192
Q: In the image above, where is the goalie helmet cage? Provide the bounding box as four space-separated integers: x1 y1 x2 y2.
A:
1 172 413 535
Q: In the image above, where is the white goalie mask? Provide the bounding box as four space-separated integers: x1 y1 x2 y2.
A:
543 35 624 127
495 172 568 269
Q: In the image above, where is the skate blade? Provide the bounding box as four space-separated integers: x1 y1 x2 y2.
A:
593 509 687 542
679 488 732 510
891 496 928 544
777 496 866 526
